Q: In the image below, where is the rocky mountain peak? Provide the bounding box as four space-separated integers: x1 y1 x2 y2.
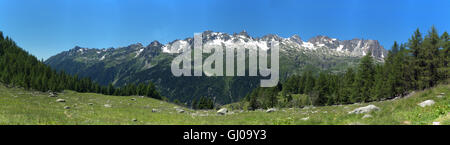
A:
261 34 282 41
308 35 334 43
289 34 302 44
149 40 162 47
236 30 250 38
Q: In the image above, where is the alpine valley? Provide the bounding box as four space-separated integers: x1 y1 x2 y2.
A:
45 30 388 105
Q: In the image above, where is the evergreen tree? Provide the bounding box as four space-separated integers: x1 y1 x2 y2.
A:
313 72 329 105
341 68 355 104
420 26 441 88
408 28 423 89
371 65 387 101
354 52 375 102
439 32 449 83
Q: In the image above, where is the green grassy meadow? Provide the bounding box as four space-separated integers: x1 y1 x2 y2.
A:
0 84 449 125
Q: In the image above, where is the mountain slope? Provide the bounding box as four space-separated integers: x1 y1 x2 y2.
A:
45 30 388 104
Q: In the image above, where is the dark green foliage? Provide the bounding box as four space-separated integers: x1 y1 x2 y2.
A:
354 52 375 102
243 26 449 109
0 32 162 100
192 96 214 109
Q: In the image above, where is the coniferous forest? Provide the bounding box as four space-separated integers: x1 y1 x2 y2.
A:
244 26 449 110
0 31 162 100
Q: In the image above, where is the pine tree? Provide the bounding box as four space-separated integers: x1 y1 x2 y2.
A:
371 64 387 101
354 52 375 102
340 68 355 104
313 72 328 105
106 83 114 95
408 28 423 89
439 32 449 83
303 71 315 94
420 26 441 88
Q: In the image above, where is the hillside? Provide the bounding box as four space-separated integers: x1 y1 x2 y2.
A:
1 83 448 125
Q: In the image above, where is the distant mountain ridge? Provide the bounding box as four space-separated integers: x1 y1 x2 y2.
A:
45 30 387 104
161 30 387 60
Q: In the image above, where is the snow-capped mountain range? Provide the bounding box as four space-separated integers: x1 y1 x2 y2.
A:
161 30 387 60
45 30 388 104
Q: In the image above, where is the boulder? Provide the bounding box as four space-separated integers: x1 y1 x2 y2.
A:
266 108 276 113
56 99 66 102
88 103 94 106
152 109 160 113
362 114 372 119
348 105 380 114
436 95 443 98
418 100 435 107
301 117 309 121
176 108 185 113
217 108 228 115
131 98 136 101
104 104 112 108
64 106 70 109
402 121 411 125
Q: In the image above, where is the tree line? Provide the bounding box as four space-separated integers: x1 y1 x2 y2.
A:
244 26 449 110
0 31 162 99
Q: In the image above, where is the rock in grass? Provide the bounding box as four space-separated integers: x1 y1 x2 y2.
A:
104 104 112 108
436 95 443 98
217 108 228 115
132 118 137 122
88 103 94 106
418 100 435 107
402 121 411 125
176 108 185 113
362 114 372 119
440 93 445 95
152 109 160 113
301 117 309 121
432 122 440 125
131 98 136 101
56 99 66 102
266 108 276 113
64 106 70 109
348 105 380 114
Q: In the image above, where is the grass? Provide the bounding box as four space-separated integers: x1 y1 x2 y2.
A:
0 84 449 125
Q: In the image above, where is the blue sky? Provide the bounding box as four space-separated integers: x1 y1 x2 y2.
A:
0 0 449 60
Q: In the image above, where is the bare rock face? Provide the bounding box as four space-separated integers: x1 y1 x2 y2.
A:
348 105 380 114
418 100 435 107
